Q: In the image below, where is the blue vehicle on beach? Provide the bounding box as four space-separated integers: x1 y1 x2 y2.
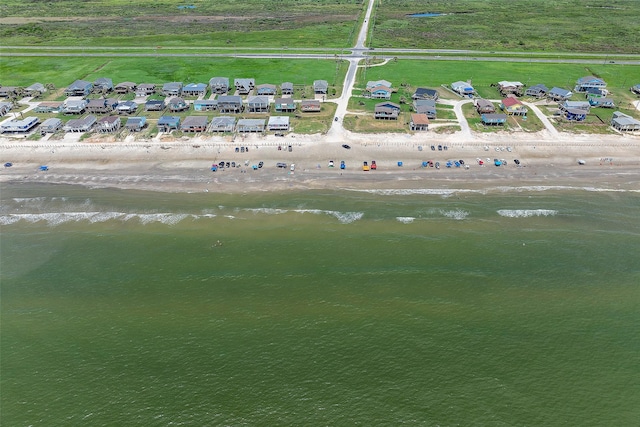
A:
39 165 49 171
340 161 345 170
494 159 502 166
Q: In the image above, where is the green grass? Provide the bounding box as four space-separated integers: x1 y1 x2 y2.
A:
370 0 640 54
0 0 363 48
0 57 348 94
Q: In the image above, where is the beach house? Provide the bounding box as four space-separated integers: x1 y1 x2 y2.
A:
162 82 183 97
209 116 236 133
168 97 189 112
209 77 229 94
136 84 156 97
374 102 401 120
256 84 277 96
564 108 587 121
497 81 524 96
274 98 296 113
0 102 13 115
525 84 548 98
182 83 207 98
157 116 180 132
267 116 290 132
413 99 437 119
451 81 475 97
63 115 97 133
0 116 40 134
116 101 138 115
86 98 118 114
280 82 294 96
481 113 507 126
611 112 640 132
93 78 113 93
145 99 165 112
313 80 329 95
412 88 439 101
125 117 146 132
301 100 321 112
64 80 93 96
475 99 496 114
500 97 527 115
234 78 255 95
237 119 265 133
247 96 270 113
114 82 137 94
181 116 208 132
96 116 121 133
39 118 63 134
193 100 218 112
548 87 573 101
217 95 243 113
25 83 46 97
409 113 429 131
575 76 606 93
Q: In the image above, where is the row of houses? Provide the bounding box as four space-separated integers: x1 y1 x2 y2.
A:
0 114 299 135
60 78 331 98
449 76 614 101
35 96 324 116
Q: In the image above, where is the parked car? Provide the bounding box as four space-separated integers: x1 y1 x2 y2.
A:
276 162 287 168
258 161 264 168
363 161 370 171
340 161 346 170
342 144 351 149
328 160 335 168
371 160 377 170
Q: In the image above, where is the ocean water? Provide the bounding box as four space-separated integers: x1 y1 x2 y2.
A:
1 183 639 426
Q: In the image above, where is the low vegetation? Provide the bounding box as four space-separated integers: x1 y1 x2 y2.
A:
371 0 640 53
0 0 363 48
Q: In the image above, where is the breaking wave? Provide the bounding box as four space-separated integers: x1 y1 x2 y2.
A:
293 209 364 224
347 188 483 197
1 209 364 226
396 217 416 224
497 209 558 218
440 209 469 220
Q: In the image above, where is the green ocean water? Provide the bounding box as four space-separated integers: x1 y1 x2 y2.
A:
1 183 639 426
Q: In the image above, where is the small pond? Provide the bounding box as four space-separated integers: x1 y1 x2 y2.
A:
407 12 445 18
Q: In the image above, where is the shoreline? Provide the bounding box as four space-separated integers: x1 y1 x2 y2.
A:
1 130 639 194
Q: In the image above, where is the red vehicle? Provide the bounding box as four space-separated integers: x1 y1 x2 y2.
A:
371 160 377 170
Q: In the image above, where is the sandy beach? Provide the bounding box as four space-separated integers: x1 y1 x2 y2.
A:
1 129 639 193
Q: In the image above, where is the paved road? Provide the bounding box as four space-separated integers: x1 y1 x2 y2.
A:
326 0 376 138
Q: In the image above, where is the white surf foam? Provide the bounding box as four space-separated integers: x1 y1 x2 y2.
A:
346 188 483 196
293 209 364 224
396 217 416 224
440 209 469 220
497 209 558 218
243 208 289 215
0 212 199 226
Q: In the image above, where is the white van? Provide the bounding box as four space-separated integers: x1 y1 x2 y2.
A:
290 163 295 171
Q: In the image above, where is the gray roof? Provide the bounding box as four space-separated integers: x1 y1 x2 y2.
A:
218 95 242 104
182 116 208 127
209 77 229 86
549 87 572 96
313 80 329 89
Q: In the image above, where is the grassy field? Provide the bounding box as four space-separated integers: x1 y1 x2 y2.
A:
370 0 640 53
0 0 363 48
0 57 348 96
